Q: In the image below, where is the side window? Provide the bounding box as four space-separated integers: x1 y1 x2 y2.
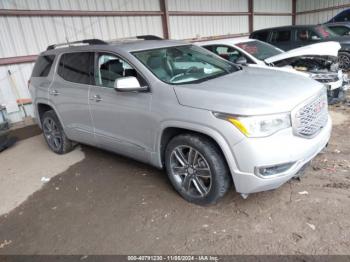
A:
296 29 319 41
58 52 94 85
95 54 141 88
252 31 269 41
32 55 55 77
271 30 291 43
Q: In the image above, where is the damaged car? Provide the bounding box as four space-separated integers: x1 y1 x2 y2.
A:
30 37 332 204
198 38 348 104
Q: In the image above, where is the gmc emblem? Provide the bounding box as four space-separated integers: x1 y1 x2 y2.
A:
314 101 326 113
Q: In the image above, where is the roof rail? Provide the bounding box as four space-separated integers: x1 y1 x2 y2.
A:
136 35 163 40
108 35 163 43
47 39 108 50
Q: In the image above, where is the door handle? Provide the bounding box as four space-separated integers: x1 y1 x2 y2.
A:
50 89 60 96
90 94 102 102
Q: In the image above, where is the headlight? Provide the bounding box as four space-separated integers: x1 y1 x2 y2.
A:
214 112 291 138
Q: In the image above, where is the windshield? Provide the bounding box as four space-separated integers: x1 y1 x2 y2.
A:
315 25 338 38
132 45 237 84
236 40 283 60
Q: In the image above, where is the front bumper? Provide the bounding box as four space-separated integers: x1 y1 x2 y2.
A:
230 115 332 194
324 78 342 91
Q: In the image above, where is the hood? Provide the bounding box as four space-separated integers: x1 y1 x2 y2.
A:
173 67 324 116
329 35 350 44
265 41 341 64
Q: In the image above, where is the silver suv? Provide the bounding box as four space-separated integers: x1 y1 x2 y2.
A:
29 36 332 205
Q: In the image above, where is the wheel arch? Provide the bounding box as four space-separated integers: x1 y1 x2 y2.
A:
156 122 239 181
35 101 63 129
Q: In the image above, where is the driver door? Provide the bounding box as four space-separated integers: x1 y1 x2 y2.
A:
89 52 154 162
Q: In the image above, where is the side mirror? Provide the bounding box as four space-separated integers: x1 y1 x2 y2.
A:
235 56 248 65
114 77 147 92
311 35 321 41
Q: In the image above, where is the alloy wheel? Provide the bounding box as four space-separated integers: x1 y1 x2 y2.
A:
169 146 212 197
43 117 62 151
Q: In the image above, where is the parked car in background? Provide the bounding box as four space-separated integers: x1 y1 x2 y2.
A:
250 25 350 69
326 22 350 36
197 38 347 104
0 107 16 152
327 8 350 23
29 37 332 205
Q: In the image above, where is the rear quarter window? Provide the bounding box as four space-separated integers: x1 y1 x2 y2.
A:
31 55 55 77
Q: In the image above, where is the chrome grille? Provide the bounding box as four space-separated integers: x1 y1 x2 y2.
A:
293 93 328 137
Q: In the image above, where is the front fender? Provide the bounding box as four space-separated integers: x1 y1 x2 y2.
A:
153 120 241 180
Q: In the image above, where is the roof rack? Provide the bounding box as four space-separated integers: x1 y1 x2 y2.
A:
108 35 163 43
136 35 163 40
46 39 107 50
46 35 163 50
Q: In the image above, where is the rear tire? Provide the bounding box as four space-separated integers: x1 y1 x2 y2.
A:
41 110 74 154
165 134 231 205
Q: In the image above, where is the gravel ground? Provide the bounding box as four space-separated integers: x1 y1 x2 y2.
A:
0 103 349 255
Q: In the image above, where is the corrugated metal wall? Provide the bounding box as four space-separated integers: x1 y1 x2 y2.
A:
253 0 292 30
168 0 248 39
296 0 350 24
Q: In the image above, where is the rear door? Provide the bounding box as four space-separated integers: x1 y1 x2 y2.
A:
50 52 95 145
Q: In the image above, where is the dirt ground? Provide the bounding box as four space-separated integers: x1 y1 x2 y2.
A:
0 102 349 255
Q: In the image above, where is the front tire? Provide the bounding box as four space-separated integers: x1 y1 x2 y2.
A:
339 52 350 70
165 134 231 205
41 110 74 154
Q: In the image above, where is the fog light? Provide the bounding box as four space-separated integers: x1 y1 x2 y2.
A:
255 162 296 177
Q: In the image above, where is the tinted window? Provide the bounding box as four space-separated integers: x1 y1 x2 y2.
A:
32 55 55 77
58 52 93 85
252 31 269 41
271 30 291 42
